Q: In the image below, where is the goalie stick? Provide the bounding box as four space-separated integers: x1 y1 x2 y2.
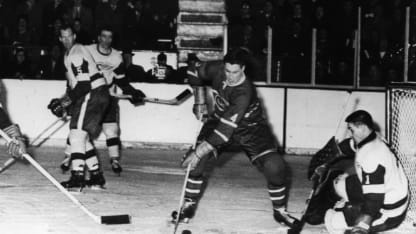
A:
113 89 193 105
0 129 131 225
287 189 315 234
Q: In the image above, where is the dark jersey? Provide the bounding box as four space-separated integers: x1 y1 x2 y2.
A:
191 61 267 148
0 106 12 129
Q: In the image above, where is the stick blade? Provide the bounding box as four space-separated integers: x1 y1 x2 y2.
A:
101 214 131 225
174 89 193 103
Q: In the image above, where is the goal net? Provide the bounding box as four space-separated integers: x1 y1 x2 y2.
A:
388 83 416 225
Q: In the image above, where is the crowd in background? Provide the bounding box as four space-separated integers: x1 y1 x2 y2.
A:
0 0 414 87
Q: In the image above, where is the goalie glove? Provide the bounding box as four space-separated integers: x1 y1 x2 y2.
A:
3 124 26 158
47 96 71 118
181 141 215 171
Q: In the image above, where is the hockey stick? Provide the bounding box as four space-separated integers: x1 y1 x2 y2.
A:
173 121 204 234
0 129 131 225
0 157 16 174
287 189 315 234
30 117 69 147
30 116 70 147
113 89 193 105
0 117 69 175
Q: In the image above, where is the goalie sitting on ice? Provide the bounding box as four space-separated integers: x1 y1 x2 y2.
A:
320 110 409 234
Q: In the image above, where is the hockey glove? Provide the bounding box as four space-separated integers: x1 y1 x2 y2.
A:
48 96 71 118
181 141 214 171
125 88 146 106
3 124 26 158
193 104 208 121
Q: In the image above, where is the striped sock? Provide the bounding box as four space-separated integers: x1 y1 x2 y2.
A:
185 176 204 201
269 184 287 209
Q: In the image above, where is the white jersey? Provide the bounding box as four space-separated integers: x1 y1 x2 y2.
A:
354 132 408 225
85 44 125 85
64 44 106 90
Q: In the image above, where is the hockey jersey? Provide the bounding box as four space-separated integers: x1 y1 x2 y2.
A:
85 44 125 86
190 61 266 147
354 131 408 225
64 44 106 101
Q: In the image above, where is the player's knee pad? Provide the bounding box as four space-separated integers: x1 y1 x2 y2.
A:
69 129 88 153
102 122 119 139
324 209 348 234
257 152 287 185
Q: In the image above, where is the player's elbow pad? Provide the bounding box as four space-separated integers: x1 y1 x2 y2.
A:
68 81 91 101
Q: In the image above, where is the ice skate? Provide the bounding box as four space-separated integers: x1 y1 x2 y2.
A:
61 171 85 192
110 158 122 175
86 170 106 190
171 198 197 223
273 207 298 228
60 155 70 173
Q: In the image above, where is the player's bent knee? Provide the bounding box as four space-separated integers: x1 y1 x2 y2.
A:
102 122 119 138
324 209 348 234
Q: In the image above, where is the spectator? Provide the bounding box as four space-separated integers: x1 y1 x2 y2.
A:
73 18 92 45
42 17 63 46
16 0 43 44
42 0 69 40
145 52 175 83
176 53 201 84
9 15 36 46
95 0 125 49
6 47 34 79
122 48 145 83
36 44 65 80
123 0 145 49
228 1 255 50
66 0 94 33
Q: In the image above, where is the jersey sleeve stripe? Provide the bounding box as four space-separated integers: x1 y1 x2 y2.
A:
187 70 198 78
220 117 237 128
77 74 90 81
214 129 229 142
91 78 106 89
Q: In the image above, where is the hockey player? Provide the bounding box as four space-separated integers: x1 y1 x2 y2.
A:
0 106 27 159
48 24 109 190
178 48 297 228
324 110 409 234
60 26 146 175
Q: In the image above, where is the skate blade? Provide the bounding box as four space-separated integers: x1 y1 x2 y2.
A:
88 185 106 190
170 218 190 224
67 187 84 194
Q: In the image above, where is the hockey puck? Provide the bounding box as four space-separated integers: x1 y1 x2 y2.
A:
182 230 191 234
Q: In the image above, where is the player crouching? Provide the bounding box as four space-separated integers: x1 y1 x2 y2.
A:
324 110 409 234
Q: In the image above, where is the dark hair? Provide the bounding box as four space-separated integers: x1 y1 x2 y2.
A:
60 23 74 33
345 110 374 129
223 48 250 67
157 52 167 61
97 25 114 36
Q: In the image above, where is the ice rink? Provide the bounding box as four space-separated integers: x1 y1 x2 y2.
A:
0 146 413 234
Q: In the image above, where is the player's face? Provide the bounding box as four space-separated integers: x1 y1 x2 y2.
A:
225 63 245 84
98 30 113 49
347 123 366 144
59 28 76 50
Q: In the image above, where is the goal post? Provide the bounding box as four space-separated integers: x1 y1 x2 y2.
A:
387 82 416 225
